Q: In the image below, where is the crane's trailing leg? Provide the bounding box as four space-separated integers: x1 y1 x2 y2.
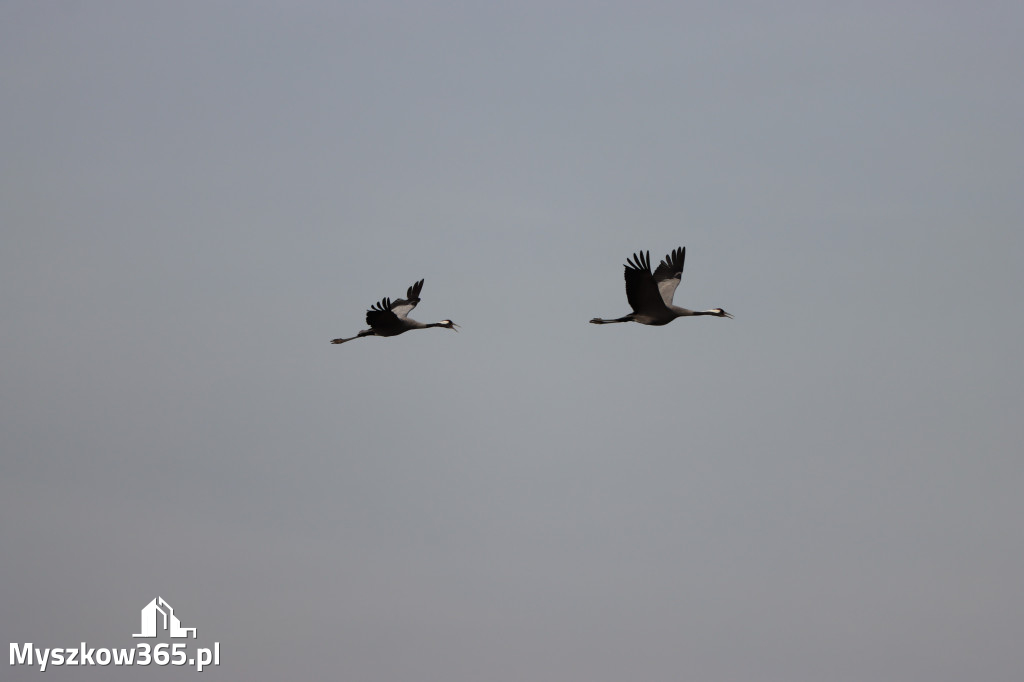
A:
330 329 376 344
589 315 634 324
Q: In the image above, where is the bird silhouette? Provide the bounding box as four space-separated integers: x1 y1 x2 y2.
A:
331 279 458 344
590 247 732 326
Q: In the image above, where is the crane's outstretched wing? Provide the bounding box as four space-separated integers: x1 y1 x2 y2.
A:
623 251 669 315
652 247 685 306
364 280 423 331
389 279 423 319
365 298 399 330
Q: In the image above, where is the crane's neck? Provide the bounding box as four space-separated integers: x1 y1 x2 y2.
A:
670 307 720 318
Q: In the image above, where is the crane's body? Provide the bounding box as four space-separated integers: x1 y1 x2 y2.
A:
590 247 732 326
331 279 457 344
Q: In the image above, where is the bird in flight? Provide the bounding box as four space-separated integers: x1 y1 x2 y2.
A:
590 247 732 326
331 279 458 345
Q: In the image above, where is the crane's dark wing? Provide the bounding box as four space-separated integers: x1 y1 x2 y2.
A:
388 279 423 319
364 279 423 332
623 251 669 315
365 297 400 332
652 247 685 306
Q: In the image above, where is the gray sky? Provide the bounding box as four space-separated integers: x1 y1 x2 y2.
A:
2 2 1022 680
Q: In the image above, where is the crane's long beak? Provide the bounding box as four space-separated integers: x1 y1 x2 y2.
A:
451 323 460 332
723 312 734 319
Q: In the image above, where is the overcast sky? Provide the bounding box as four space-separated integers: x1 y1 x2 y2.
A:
2 2 1022 681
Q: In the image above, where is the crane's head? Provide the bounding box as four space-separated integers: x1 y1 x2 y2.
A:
711 308 733 319
440 319 459 331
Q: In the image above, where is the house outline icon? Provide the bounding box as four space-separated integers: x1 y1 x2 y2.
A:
132 596 197 638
